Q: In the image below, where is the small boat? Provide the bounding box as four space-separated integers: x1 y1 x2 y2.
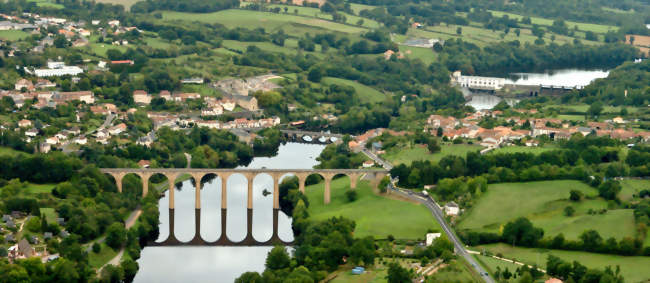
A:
302 136 313 142
318 136 327 143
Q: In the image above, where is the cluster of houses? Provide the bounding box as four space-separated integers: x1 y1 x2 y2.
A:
3 213 64 263
131 90 259 112
0 86 94 109
426 110 650 148
147 112 280 131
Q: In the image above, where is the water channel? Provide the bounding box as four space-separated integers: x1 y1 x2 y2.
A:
465 69 610 110
133 143 326 283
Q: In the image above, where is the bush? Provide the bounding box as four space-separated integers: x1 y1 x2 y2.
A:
569 190 583 201
564 206 575 216
345 190 358 202
92 242 101 253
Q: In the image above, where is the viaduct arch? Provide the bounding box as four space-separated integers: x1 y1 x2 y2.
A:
100 168 388 246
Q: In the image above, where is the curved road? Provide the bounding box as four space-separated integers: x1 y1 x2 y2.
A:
393 188 494 283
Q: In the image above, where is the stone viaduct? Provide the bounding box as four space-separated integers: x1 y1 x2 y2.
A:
100 168 388 246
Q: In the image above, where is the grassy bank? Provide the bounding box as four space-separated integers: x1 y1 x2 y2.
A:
305 176 440 239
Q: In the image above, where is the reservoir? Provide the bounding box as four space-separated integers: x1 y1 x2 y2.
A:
465 69 609 110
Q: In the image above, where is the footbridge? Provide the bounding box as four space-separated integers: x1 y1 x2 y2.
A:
100 168 388 246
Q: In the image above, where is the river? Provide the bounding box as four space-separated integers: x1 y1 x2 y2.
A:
465 69 609 110
133 143 326 283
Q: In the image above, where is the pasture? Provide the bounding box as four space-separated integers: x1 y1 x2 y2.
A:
458 180 637 241
305 177 440 239
477 243 650 283
321 77 386 104
161 9 368 35
382 144 483 166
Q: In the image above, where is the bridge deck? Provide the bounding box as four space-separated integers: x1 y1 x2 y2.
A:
99 168 387 174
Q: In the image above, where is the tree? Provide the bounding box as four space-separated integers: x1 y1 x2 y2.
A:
308 67 324 82
580 230 603 252
386 262 411 283
345 190 358 202
515 28 521 37
105 223 126 250
587 102 604 118
350 236 376 266
456 27 462 35
54 35 67 48
569 190 583 201
502 217 544 247
598 180 621 200
235 272 262 283
92 242 101 253
427 138 440 153
265 246 290 270
121 258 139 283
564 206 575 216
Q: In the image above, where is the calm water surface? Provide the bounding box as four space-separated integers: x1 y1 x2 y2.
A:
133 143 325 283
465 69 609 110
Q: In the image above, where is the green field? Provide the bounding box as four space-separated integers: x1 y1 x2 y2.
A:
0 30 31 41
487 10 618 34
489 146 557 155
397 45 437 65
95 0 141 9
477 243 650 283
0 146 26 156
382 144 483 166
24 183 56 194
88 243 119 269
257 4 381 29
305 177 440 239
321 77 386 104
545 104 640 114
619 179 650 202
39 208 58 223
459 180 637 241
27 0 64 9
161 9 368 35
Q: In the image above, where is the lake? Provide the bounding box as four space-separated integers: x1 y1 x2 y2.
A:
465 69 609 110
133 143 326 283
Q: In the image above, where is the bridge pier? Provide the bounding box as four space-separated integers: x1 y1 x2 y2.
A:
166 208 180 245
323 173 334 204
139 172 151 197
191 173 205 209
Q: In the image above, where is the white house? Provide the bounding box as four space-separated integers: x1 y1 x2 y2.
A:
452 71 506 91
425 233 442 246
443 201 459 216
34 66 83 77
74 136 87 145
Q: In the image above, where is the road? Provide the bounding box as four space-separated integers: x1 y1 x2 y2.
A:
393 188 494 283
361 148 393 170
95 207 142 275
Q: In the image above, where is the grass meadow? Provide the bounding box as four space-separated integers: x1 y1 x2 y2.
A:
305 177 440 239
458 180 637 241
382 144 483 166
321 77 386 104
477 243 650 283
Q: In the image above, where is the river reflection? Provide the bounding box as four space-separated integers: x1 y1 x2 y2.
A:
133 143 326 283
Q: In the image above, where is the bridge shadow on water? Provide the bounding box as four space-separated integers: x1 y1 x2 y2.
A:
151 208 290 247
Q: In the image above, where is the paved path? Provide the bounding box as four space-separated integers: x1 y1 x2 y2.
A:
184 153 191 168
393 188 494 283
96 207 142 275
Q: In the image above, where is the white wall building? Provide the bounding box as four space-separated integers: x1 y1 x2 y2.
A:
34 66 83 77
452 71 506 90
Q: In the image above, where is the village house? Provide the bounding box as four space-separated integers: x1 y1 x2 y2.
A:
51 91 95 104
18 119 31 128
74 136 87 145
232 95 259 111
220 99 236 111
133 90 151 105
108 123 127 135
427 114 459 131
35 78 56 89
45 136 58 145
444 201 459 216
14 78 34 91
138 160 151 168
25 128 39 137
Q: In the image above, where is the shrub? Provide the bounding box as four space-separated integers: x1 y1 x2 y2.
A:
92 242 101 253
345 190 358 202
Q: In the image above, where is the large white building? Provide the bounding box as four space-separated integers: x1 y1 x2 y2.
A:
34 66 83 77
452 71 506 91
